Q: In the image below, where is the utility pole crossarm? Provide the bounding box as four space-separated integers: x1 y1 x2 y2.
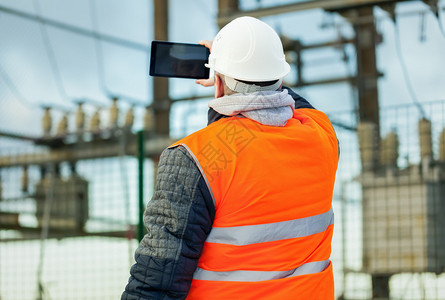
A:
218 0 410 24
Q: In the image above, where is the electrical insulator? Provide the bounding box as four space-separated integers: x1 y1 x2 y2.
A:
57 114 69 136
144 106 154 131
357 121 378 172
439 128 445 161
90 109 101 131
21 166 29 193
42 107 52 136
380 131 399 167
0 175 3 201
125 106 134 128
109 97 119 128
418 118 433 160
76 103 85 131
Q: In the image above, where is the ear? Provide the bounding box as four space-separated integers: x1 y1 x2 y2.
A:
215 75 225 98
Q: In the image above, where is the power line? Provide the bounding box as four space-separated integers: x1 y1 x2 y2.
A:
34 0 70 102
0 61 38 108
421 0 445 38
0 3 151 105
393 16 427 118
0 59 72 112
0 4 149 52
88 0 149 106
336 25 360 122
329 117 357 131
195 0 216 16
323 5 445 28
437 3 445 37
89 0 111 97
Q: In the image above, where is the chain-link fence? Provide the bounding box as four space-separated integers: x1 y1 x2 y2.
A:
333 99 445 299
0 128 159 300
2 99 445 299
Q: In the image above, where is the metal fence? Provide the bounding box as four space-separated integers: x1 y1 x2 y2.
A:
333 99 445 299
0 128 158 300
1 99 445 299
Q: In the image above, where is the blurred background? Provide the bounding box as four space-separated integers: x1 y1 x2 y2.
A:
1 0 445 299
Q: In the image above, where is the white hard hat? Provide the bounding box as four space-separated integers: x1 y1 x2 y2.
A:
206 16 290 83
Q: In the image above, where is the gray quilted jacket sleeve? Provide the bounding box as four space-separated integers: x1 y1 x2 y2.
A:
122 146 215 300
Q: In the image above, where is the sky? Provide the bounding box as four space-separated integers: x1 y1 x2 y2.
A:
0 0 444 138
1 0 445 299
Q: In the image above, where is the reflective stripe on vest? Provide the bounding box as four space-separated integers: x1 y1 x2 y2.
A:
171 109 339 299
193 260 330 282
207 207 333 246
179 144 217 207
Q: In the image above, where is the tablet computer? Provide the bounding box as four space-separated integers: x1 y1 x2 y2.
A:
149 41 210 79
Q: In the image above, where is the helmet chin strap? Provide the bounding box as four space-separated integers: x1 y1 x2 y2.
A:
225 76 283 94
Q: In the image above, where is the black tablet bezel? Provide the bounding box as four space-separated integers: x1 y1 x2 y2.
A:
149 41 210 79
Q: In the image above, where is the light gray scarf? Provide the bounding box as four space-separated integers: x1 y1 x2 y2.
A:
208 89 295 127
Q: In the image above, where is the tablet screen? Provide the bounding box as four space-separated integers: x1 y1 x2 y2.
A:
150 41 210 79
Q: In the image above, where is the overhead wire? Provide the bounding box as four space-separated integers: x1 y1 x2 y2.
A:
311 18 358 132
392 15 427 119
0 9 35 109
336 23 359 115
419 11 426 42
35 164 56 300
89 0 148 106
436 1 445 37
89 0 112 99
0 61 39 108
0 4 148 51
0 8 72 113
195 0 215 17
0 3 149 107
1 2 444 110
321 3 445 118
421 0 445 38
0 62 72 113
33 0 71 103
321 4 445 29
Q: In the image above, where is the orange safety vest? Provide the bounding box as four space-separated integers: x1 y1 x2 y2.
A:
169 108 339 299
